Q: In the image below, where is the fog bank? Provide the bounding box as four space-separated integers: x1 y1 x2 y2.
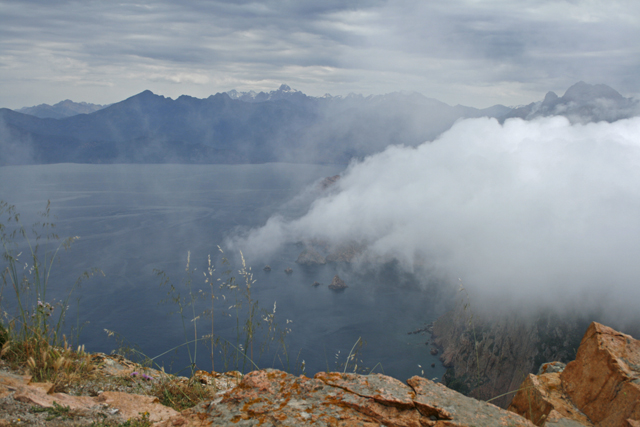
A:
230 116 640 315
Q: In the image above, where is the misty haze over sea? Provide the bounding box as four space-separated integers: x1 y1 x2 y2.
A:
2 82 640 381
0 163 449 380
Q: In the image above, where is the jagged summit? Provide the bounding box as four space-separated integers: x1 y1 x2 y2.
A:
6 81 636 166
226 83 306 103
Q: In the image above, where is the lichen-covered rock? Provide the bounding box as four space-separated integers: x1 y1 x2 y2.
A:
408 376 534 426
160 369 534 427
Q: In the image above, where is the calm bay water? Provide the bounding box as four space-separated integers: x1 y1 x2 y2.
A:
0 163 448 381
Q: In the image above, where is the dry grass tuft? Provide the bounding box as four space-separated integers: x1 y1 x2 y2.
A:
151 377 215 411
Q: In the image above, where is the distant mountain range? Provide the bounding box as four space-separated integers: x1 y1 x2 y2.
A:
16 100 109 119
1 82 637 166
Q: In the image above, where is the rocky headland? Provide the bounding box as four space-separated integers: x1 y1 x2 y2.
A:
295 241 366 267
296 248 327 265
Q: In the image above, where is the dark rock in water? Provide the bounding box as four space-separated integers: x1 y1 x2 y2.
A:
319 174 341 190
328 275 347 291
431 363 436 368
296 248 326 265
311 281 321 287
284 267 293 274
430 348 438 356
263 265 271 272
425 341 429 345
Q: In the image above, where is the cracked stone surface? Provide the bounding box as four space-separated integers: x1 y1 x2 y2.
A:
160 369 535 427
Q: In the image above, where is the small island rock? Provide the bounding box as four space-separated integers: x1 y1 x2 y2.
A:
312 281 321 287
263 265 271 272
328 275 347 291
284 267 293 274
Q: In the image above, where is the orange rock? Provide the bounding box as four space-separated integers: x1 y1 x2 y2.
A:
13 388 96 410
97 391 178 423
0 369 178 423
0 372 31 399
507 372 592 426
161 369 535 427
561 322 640 427
408 376 535 427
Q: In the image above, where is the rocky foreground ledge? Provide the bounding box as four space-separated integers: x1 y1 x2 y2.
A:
161 370 532 426
0 321 638 426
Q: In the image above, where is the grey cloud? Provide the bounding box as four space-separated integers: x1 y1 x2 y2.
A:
1 0 640 107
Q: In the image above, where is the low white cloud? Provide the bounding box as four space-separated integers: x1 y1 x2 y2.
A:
231 116 640 315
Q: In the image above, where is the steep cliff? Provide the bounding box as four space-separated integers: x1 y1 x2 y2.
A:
432 302 587 408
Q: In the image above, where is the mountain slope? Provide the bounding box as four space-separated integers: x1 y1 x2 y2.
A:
17 100 108 119
3 82 637 166
501 81 640 123
1 88 508 165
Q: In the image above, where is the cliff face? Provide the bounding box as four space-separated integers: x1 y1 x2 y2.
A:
432 302 587 408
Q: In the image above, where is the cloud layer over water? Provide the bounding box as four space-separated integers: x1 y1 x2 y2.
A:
232 116 640 314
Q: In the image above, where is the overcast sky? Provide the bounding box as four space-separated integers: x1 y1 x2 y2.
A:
1 0 639 109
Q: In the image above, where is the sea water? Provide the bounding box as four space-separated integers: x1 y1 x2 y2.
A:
0 163 448 381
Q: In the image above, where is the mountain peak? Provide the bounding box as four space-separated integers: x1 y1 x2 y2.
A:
542 91 558 104
562 81 624 102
